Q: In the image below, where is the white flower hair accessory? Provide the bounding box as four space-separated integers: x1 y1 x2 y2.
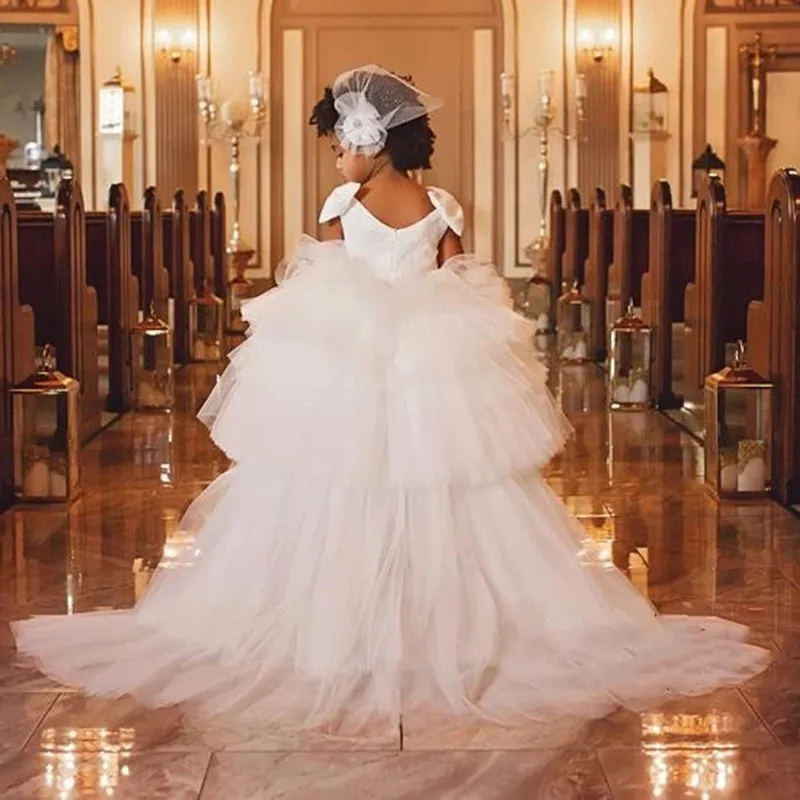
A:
331 64 443 156
334 93 385 153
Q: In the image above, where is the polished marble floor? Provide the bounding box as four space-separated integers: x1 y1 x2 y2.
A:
2 359 800 798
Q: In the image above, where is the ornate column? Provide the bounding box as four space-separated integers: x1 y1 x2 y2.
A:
738 33 776 210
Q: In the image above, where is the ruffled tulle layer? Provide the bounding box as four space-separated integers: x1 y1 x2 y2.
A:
14 467 769 727
197 238 573 486
13 238 769 729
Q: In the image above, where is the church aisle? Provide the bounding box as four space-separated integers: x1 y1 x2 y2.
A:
1 361 799 798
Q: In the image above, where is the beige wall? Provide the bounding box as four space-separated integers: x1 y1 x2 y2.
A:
766 71 800 177
77 0 695 271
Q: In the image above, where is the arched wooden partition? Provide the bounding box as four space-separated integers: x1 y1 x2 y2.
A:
0 178 35 508
684 174 725 402
747 168 800 506
267 0 504 269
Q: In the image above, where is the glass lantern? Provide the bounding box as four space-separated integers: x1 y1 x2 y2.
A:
632 68 668 134
39 145 74 197
10 345 80 503
518 270 553 334
131 302 174 410
608 301 653 411
692 144 726 198
704 342 773 499
557 281 592 364
189 279 224 362
225 261 254 334
99 67 136 137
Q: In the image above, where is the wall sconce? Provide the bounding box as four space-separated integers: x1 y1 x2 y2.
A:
577 26 617 63
155 28 197 64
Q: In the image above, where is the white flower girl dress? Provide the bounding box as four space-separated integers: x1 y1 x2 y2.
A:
13 180 768 728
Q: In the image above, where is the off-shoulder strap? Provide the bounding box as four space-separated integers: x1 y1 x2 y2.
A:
427 187 464 236
318 182 361 223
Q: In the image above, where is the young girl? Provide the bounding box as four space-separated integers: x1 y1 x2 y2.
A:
13 65 768 730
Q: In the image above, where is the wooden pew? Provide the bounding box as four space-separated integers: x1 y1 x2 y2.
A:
17 179 101 441
641 180 696 409
190 189 214 293
106 184 139 412
211 191 228 298
584 188 613 361
747 167 800 505
131 187 170 321
684 175 765 407
607 184 648 324
162 189 194 365
545 190 565 324
563 188 588 287
0 177 36 509
82 184 139 414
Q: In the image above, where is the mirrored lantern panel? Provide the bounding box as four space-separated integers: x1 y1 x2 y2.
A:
557 282 591 363
609 304 653 410
11 346 80 503
132 306 174 410
518 273 553 334
606 296 621 340
189 281 224 362
704 345 773 499
226 266 254 334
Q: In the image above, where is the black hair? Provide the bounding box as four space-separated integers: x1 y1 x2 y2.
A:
309 71 436 172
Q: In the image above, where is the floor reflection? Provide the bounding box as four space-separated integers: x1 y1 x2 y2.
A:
1 359 800 797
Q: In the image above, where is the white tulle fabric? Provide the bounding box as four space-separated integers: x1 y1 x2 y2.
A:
331 65 443 155
13 184 769 729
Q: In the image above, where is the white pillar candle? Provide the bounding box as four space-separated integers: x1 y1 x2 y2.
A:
737 456 766 493
49 469 67 498
719 463 738 493
629 378 649 404
23 460 50 497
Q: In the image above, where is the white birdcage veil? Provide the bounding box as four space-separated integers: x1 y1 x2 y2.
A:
332 64 442 155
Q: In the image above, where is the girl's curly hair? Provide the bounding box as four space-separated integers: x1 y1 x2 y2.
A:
309 72 436 172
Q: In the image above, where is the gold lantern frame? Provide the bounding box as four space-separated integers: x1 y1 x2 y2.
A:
608 302 653 411
557 281 592 364
704 342 773 500
10 345 81 503
189 279 224 362
131 302 175 410
225 260 254 334
518 269 553 334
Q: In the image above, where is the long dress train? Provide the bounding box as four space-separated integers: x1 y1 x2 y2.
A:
13 183 769 728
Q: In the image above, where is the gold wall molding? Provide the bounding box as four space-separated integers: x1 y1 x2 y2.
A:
258 0 518 274
575 0 622 200
152 0 200 201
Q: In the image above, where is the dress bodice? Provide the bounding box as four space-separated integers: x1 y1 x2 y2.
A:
319 182 464 283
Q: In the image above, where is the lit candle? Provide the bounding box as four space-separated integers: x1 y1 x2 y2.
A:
500 72 512 103
196 74 210 103
539 70 553 102
576 73 588 101
249 71 264 102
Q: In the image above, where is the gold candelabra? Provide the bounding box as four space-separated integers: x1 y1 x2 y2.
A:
501 70 587 265
195 72 266 272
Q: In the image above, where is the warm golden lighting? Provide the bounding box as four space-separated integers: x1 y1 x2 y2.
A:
642 712 741 797
577 25 617 63
155 27 196 63
39 726 136 798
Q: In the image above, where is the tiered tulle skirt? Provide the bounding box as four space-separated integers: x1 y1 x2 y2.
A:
13 239 769 727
